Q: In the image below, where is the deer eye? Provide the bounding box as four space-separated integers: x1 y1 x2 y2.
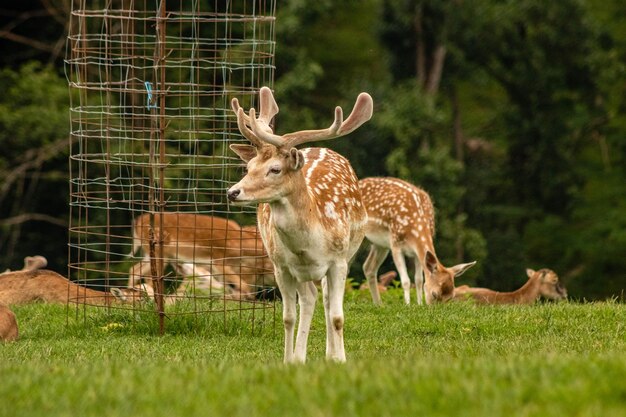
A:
268 166 282 175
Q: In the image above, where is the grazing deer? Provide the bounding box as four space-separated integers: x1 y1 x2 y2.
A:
128 213 274 301
227 86 373 363
0 270 144 306
453 268 568 304
0 303 18 342
359 177 476 305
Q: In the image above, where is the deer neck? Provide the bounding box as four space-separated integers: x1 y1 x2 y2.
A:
267 173 315 233
411 234 436 264
67 283 115 306
507 276 542 304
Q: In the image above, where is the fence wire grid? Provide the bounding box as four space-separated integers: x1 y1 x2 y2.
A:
65 0 277 334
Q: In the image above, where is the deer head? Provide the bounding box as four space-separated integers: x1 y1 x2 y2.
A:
425 251 476 303
227 87 373 205
528 268 568 301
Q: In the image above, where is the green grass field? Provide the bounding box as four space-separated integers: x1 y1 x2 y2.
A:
1 289 625 417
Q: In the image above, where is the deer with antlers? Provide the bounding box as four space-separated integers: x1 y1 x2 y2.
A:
359 177 476 305
227 87 373 363
453 268 567 304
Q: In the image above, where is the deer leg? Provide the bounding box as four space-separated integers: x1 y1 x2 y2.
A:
413 257 424 305
321 277 332 356
128 258 151 288
390 247 411 305
276 271 297 363
362 245 389 305
293 281 318 363
324 262 347 362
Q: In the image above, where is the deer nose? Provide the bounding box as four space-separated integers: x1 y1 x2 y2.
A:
227 189 241 201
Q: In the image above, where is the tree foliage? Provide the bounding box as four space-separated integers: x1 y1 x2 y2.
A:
0 63 70 270
0 0 625 299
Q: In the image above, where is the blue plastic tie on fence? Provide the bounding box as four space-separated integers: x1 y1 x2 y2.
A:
145 81 157 110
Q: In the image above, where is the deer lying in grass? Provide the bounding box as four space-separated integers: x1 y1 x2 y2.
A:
0 270 144 306
121 263 228 305
128 213 274 301
128 257 243 301
453 268 568 304
359 177 476 305
227 86 373 363
0 303 18 342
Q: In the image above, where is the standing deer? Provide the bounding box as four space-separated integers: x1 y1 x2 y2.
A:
227 86 373 363
359 177 476 305
453 268 567 304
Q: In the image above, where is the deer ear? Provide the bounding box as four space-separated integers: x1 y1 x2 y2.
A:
526 268 536 278
425 251 438 274
230 144 257 162
288 148 304 171
451 261 476 277
110 288 126 302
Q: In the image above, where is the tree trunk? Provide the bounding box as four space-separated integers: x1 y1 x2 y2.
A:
414 7 426 86
450 86 465 263
425 44 446 95
451 86 464 162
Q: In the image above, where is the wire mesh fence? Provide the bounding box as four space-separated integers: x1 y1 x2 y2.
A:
65 0 277 334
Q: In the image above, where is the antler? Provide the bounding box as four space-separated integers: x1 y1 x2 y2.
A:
231 87 279 148
233 87 373 149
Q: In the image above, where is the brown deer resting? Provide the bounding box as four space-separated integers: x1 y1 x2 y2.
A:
227 86 373 363
359 177 476 305
122 263 229 305
0 303 18 342
453 268 568 304
0 270 143 306
128 213 275 301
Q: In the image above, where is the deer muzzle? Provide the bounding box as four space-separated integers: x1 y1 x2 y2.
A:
227 188 241 202
428 289 443 304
